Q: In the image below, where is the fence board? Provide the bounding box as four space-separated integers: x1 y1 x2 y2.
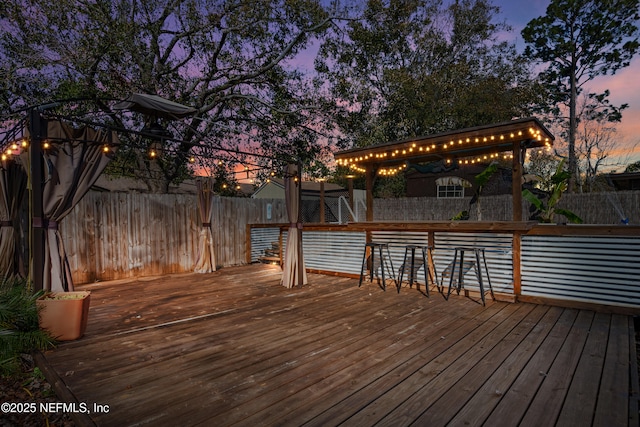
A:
59 193 287 284
374 191 640 224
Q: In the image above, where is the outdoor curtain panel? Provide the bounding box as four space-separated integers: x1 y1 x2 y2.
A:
281 163 307 288
194 177 217 273
0 161 27 280
36 120 116 292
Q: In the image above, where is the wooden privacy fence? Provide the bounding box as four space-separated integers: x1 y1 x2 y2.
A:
59 190 640 286
60 192 287 284
374 191 640 224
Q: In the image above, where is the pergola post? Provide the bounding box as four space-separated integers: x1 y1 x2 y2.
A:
512 140 523 222
347 176 354 220
365 165 374 222
296 161 304 287
319 180 325 223
365 164 375 245
28 108 45 292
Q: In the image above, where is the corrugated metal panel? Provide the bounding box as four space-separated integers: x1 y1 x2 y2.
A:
281 230 366 275
522 235 640 307
433 232 514 294
368 231 513 293
250 228 281 262
370 231 430 281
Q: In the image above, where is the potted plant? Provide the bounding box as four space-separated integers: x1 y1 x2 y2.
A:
36 291 91 341
522 158 583 224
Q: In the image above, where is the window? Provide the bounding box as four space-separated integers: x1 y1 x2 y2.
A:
436 176 471 199
438 184 464 198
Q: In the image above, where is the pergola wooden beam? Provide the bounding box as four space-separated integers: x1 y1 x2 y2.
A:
334 117 554 222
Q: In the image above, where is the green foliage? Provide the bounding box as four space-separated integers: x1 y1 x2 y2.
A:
0 279 55 377
522 0 640 190
453 161 500 221
451 210 470 221
0 0 340 192
211 163 241 197
374 174 406 199
625 160 640 173
316 0 539 148
522 159 583 224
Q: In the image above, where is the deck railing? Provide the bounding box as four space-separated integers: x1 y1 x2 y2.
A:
248 222 640 313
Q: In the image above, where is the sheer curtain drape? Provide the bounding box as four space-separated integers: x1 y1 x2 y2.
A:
281 163 307 288
194 178 216 273
32 120 116 291
0 162 27 280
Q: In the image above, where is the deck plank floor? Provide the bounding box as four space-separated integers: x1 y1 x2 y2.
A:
39 263 639 426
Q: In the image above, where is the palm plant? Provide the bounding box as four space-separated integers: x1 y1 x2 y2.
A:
522 159 583 224
0 278 55 376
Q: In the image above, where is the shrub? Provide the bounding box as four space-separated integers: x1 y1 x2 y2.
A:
0 278 55 377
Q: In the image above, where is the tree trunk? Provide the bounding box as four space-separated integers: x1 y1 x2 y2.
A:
568 42 578 193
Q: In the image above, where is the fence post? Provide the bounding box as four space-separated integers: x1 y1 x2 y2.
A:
512 232 521 297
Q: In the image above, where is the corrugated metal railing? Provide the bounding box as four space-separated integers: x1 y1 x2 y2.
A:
433 233 513 294
301 230 366 275
249 227 280 263
248 223 640 311
521 235 640 307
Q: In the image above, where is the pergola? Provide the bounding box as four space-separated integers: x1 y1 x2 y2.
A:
0 95 306 291
334 117 554 222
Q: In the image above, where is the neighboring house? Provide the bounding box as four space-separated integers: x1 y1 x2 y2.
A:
405 162 512 198
604 172 640 191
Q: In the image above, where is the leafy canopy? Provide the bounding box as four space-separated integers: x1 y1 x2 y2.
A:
316 0 542 150
0 0 343 192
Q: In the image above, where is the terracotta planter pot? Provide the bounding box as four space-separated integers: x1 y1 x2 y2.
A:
37 291 91 341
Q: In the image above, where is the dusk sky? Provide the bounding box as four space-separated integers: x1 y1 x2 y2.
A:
488 0 640 168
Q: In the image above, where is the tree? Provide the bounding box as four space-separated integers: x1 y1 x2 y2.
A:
0 0 342 192
576 94 620 192
625 160 640 172
522 0 640 192
315 0 541 150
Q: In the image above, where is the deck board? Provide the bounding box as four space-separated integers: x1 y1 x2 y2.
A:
37 264 639 427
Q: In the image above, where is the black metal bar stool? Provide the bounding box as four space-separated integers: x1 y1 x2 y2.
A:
397 245 438 296
443 246 495 306
359 242 396 291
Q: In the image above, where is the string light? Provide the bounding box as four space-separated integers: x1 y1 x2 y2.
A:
335 125 553 169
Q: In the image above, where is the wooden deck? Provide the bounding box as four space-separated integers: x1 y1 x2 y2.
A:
39 263 639 426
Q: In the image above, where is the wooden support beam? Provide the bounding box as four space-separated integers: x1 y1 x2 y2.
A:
319 181 325 224
365 165 375 244
365 165 374 222
512 140 523 221
29 109 46 292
